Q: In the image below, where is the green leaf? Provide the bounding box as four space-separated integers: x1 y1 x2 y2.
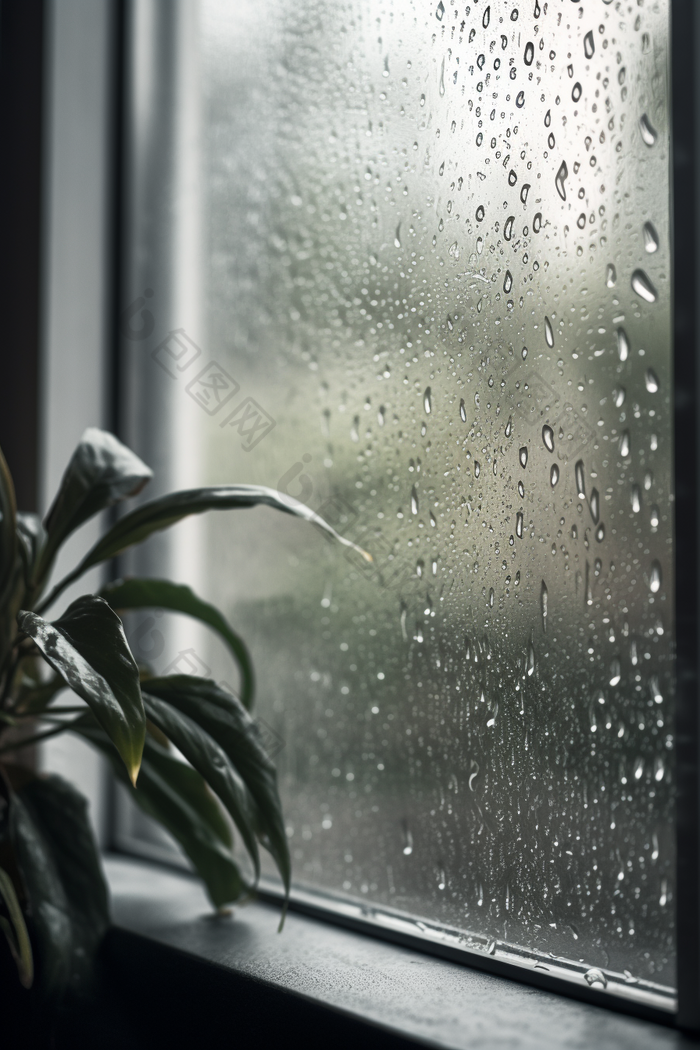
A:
10 791 72 997
142 692 260 879
36 428 152 583
0 443 17 601
16 512 45 588
16 775 109 996
101 577 255 708
17 596 145 784
144 676 290 896
0 865 33 988
13 674 65 716
74 717 246 908
39 485 371 612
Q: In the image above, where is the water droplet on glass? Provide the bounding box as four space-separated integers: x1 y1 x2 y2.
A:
351 416 360 442
649 560 662 593
595 523 605 543
606 263 617 288
584 968 608 990
544 315 554 348
542 424 554 452
424 387 432 414
619 431 631 458
614 386 625 408
660 878 668 907
411 485 419 515
429 510 436 527
634 756 645 781
589 488 600 525
650 675 663 704
639 113 657 146
575 460 586 499
524 41 534 65
435 0 445 19
631 485 641 513
505 416 512 438
555 161 568 201
654 756 665 782
468 760 479 792
649 504 660 529
645 368 659 393
416 558 423 578
394 223 402 249
518 480 525 498
459 398 466 422
519 446 528 468
437 867 446 890
482 4 490 28
540 580 548 633
503 270 513 294
617 327 630 362
631 269 657 303
504 215 514 240
584 30 595 59
610 659 621 687
643 221 659 253
401 820 413 856
516 511 524 539
550 463 559 487
571 82 582 103
439 56 446 96
474 461 481 479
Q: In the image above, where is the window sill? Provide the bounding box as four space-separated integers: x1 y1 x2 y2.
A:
102 855 687 1050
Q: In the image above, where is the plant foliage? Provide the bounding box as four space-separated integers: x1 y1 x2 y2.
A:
0 427 367 1000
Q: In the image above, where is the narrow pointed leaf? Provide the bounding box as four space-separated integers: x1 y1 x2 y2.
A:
16 512 44 589
102 577 254 708
143 692 260 878
0 865 33 988
10 792 72 996
40 485 371 611
73 717 245 908
0 443 17 600
17 596 145 783
36 428 152 582
16 775 109 996
144 676 290 895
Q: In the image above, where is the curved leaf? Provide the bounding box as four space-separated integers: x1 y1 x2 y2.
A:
0 443 17 600
36 428 152 583
39 485 371 612
17 596 145 784
10 791 72 997
0 865 33 988
74 717 246 908
17 775 109 997
102 577 254 708
16 512 45 587
143 692 260 878
144 676 290 896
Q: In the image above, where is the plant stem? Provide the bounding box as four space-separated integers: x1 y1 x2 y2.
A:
0 722 71 755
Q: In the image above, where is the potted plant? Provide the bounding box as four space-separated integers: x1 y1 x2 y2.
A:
0 427 365 1021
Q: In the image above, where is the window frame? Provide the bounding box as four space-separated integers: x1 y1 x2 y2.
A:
34 0 699 1035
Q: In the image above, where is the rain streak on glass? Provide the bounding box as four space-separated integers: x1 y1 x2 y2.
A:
196 0 676 1001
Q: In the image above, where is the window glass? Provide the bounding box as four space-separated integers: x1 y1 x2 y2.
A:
127 0 675 999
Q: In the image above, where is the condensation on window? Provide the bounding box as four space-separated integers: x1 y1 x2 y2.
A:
192 0 673 991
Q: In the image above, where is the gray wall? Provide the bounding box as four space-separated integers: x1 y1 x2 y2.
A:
38 0 116 846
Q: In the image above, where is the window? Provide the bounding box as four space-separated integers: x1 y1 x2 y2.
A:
52 0 695 1027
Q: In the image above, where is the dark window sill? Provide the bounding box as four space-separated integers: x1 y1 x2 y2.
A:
98 855 691 1050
